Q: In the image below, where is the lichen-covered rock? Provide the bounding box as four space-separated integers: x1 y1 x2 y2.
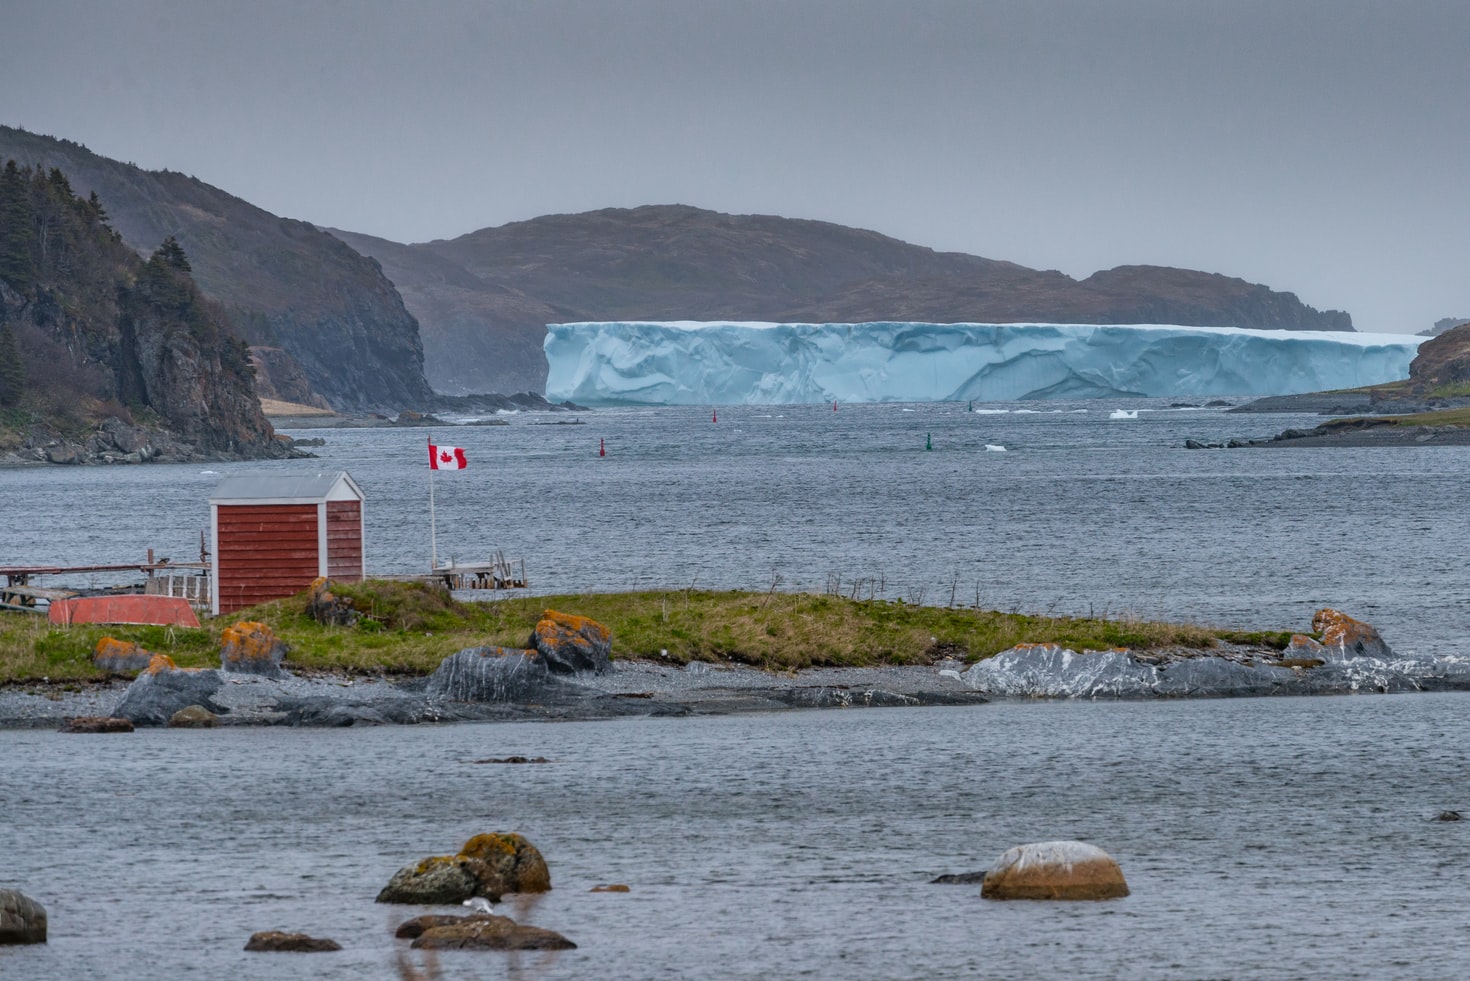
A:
980 841 1130 901
220 621 289 678
60 716 135 733
377 833 552 905
376 856 483 905
411 915 575 951
0 889 47 944
92 636 153 673
530 610 612 674
459 833 551 895
305 577 358 627
1311 608 1394 660
112 663 226 726
168 704 220 728
243 930 341 952
425 647 551 702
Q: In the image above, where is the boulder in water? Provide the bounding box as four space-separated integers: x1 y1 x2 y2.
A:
425 646 551 702
0 889 47 944
411 915 576 951
530 610 611 674
377 832 551 904
980 841 1129 900
220 621 289 678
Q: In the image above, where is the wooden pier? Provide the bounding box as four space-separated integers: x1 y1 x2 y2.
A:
426 552 527 591
1 550 212 613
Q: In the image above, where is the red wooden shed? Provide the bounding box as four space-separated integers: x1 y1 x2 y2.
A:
209 471 365 614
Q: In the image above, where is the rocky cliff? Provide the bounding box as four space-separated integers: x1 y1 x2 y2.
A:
0 162 287 462
336 204 1354 395
0 126 433 411
1408 321 1470 392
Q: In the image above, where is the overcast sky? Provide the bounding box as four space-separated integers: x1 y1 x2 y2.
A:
5 0 1466 333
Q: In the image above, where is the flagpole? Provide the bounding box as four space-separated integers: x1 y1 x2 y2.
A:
428 438 438 570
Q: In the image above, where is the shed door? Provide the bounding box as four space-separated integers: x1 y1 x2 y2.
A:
326 500 364 581
215 504 320 613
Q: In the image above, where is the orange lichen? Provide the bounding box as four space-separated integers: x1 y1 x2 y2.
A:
145 654 178 675
94 636 144 660
1311 608 1380 649
535 610 610 644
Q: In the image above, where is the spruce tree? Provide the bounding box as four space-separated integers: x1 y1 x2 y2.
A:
0 160 36 289
0 320 23 406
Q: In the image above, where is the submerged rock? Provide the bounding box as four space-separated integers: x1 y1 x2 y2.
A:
243 930 341 952
980 841 1129 901
530 610 612 674
0 889 47 944
60 716 135 733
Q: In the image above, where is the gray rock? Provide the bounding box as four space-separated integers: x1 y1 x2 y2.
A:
529 611 612 674
168 704 220 728
0 889 47 945
112 667 227 726
219 622 290 678
243 930 341 952
425 647 553 702
376 856 483 904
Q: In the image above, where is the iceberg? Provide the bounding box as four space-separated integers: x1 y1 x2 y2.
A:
542 321 1422 405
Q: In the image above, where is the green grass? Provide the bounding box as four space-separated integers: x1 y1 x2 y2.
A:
0 579 1294 683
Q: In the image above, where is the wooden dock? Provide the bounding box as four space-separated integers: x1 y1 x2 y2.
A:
1 550 212 612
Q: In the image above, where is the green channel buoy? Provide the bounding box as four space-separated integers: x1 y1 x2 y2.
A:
926 432 932 451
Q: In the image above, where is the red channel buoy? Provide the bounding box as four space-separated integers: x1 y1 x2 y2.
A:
712 409 718 423
599 437 606 457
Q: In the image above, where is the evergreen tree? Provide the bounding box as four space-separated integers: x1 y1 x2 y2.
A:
0 160 36 289
0 320 23 406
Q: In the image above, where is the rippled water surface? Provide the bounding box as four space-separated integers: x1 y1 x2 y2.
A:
5 696 1470 979
2 400 1468 654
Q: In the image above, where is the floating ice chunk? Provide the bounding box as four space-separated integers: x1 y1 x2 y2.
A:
984 444 1007 452
543 321 1421 405
1109 409 1139 419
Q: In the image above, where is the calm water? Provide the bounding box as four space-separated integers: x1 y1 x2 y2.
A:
4 696 1470 979
2 399 1467 654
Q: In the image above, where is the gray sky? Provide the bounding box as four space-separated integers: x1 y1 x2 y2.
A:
5 0 1466 333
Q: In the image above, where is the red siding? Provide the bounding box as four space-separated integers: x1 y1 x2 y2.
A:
326 500 363 581
216 504 320 613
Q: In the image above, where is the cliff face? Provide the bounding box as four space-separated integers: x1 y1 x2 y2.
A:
337 205 1355 395
0 126 432 411
0 162 285 461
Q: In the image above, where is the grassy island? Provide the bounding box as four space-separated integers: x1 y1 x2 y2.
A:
0 580 1295 685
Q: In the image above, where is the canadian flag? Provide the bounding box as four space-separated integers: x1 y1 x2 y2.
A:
428 442 467 470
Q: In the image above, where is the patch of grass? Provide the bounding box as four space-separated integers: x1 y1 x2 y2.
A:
1385 406 1470 427
0 581 1289 682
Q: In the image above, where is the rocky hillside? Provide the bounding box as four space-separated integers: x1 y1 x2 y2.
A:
335 204 1354 395
0 126 432 411
1408 321 1470 392
0 161 287 462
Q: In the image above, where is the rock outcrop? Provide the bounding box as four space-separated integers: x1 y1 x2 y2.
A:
305 578 359 626
168 705 220 728
112 659 227 726
377 833 551 904
219 621 289 678
531 610 612 674
0 889 47 944
1408 321 1470 392
980 841 1130 901
425 647 552 702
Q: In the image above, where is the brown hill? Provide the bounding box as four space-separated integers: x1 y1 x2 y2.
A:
1409 321 1470 392
0 126 433 411
335 204 1353 395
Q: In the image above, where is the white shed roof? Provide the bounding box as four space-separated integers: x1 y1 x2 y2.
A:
209 471 364 505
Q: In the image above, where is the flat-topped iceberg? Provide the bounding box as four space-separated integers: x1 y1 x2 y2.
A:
543 321 1422 404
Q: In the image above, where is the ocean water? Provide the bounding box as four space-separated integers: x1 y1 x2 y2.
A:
4 696 1470 979
4 399 1470 977
2 398 1467 654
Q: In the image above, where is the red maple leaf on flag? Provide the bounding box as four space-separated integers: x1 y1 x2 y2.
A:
427 442 467 470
